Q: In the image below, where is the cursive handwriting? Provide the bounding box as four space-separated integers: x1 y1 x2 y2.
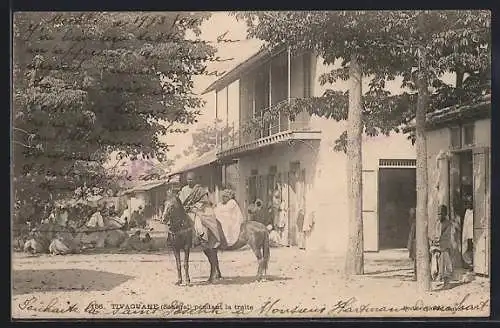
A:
329 293 489 315
15 294 489 317
259 298 327 316
18 296 79 314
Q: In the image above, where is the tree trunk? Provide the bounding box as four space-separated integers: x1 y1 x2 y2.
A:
415 13 431 292
345 54 364 276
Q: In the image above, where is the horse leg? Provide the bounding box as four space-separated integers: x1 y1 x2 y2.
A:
214 250 222 280
174 248 183 285
203 248 216 283
249 237 264 281
183 246 191 286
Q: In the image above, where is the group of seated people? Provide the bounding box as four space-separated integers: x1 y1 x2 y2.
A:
21 202 151 255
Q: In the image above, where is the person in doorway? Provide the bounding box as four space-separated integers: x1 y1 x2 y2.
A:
462 193 474 270
248 199 270 226
407 207 417 280
214 188 243 247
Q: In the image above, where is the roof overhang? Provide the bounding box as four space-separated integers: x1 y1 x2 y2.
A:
202 46 286 95
167 149 219 177
121 180 166 195
425 96 491 130
216 130 321 159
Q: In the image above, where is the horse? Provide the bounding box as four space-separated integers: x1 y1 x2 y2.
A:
162 195 270 285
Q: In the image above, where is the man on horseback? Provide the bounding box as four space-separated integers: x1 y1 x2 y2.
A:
178 172 224 248
214 188 244 247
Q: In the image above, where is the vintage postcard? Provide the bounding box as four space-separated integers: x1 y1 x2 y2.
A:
11 11 491 319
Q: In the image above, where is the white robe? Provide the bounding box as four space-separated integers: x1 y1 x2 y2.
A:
117 208 131 225
462 209 474 256
87 211 104 228
178 185 194 203
214 199 243 246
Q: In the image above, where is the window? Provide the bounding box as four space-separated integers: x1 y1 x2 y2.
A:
450 126 462 149
463 124 475 147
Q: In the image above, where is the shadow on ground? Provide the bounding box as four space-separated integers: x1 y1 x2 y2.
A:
12 269 133 295
189 275 291 286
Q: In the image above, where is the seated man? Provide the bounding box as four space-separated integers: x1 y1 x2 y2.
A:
86 204 105 230
182 181 224 248
214 189 244 247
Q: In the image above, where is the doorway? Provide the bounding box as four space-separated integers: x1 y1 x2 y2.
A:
378 168 417 250
451 150 474 269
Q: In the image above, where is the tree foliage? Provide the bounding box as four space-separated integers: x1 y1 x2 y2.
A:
183 119 234 157
234 11 491 149
13 12 217 224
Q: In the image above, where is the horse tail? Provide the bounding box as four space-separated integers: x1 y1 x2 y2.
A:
262 230 270 272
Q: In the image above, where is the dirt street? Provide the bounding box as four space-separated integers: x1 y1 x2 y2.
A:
12 246 489 319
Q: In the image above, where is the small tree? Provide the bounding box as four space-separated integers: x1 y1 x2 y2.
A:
183 119 234 157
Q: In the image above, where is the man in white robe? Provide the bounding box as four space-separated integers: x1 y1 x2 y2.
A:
214 189 243 247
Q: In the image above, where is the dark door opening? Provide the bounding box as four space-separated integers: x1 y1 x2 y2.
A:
378 168 416 250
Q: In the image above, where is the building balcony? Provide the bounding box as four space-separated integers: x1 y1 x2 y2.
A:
216 101 321 160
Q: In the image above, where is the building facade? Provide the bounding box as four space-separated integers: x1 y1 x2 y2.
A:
425 96 491 276
200 48 416 254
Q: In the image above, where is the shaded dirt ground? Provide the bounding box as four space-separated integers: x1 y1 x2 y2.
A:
12 246 489 319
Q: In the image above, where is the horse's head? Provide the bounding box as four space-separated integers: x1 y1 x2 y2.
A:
162 195 184 228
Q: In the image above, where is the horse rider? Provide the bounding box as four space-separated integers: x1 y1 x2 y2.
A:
178 171 223 247
214 188 243 247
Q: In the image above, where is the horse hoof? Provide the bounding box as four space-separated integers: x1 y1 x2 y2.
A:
175 281 182 286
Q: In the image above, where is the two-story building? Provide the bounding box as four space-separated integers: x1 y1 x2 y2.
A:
184 47 417 255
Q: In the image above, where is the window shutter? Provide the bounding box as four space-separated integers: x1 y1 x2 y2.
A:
472 147 490 276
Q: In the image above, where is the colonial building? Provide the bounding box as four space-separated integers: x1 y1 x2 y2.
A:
181 47 417 255
425 95 491 277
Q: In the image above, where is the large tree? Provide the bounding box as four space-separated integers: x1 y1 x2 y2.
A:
235 10 490 284
13 12 217 224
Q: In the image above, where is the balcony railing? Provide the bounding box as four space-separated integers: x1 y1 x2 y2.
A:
216 99 313 154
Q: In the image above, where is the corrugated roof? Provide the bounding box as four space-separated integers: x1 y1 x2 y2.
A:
201 46 286 95
168 148 218 177
426 94 491 128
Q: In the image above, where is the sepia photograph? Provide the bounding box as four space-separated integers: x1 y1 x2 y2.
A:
11 10 491 319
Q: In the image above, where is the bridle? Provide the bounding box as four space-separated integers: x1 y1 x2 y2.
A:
162 198 193 237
